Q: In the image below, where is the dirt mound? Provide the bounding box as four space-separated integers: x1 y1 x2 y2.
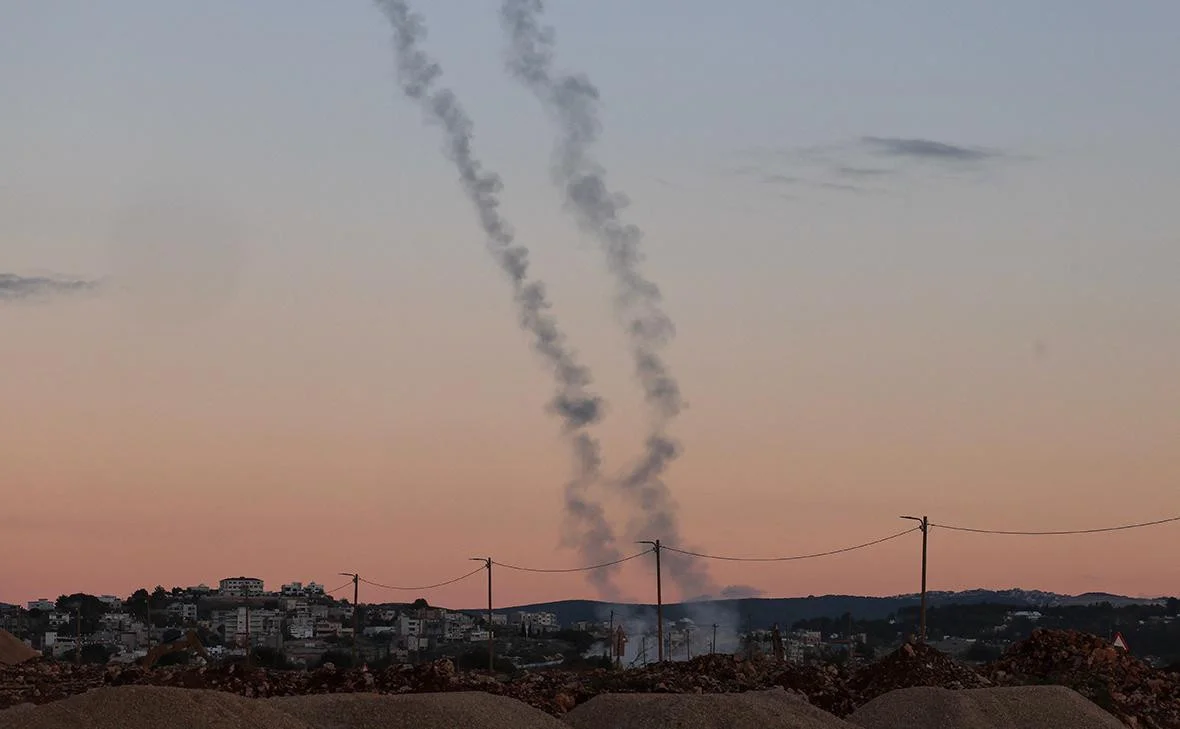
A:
565 689 858 729
985 629 1180 728
849 640 991 702
0 630 39 666
270 691 567 729
848 685 1124 729
0 685 313 729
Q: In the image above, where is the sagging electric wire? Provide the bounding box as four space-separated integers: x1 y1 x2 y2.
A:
492 549 652 573
931 514 1180 536
325 580 354 594
661 526 922 562
359 566 487 592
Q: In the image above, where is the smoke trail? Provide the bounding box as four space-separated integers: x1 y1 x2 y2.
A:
372 0 623 596
500 0 714 598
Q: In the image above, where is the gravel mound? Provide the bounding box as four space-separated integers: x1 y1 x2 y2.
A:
0 630 39 666
848 685 1124 729
564 689 859 728
270 691 568 729
0 685 313 729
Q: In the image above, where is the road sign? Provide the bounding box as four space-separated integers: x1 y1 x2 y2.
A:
1112 632 1129 651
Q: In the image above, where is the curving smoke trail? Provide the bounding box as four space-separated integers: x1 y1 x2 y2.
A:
499 0 714 598
373 0 623 597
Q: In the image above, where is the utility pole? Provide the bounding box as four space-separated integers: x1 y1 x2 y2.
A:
74 605 81 665
712 624 718 654
637 540 663 662
339 572 359 666
471 557 493 672
245 603 252 668
900 516 929 642
608 610 615 664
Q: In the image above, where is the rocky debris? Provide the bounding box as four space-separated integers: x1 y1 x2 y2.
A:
4 631 1178 727
985 629 1180 729
849 640 991 703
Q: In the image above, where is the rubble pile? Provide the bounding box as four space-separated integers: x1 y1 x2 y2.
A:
0 659 108 709
6 631 1176 726
768 661 856 717
849 640 991 703
986 629 1180 729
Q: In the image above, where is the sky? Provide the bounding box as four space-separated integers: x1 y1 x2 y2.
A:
2 1 1179 609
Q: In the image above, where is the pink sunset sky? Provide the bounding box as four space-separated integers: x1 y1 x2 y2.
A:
3 2 1179 608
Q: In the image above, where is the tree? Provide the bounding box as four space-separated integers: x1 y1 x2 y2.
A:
149 586 170 609
79 644 112 665
252 646 291 670
316 649 354 669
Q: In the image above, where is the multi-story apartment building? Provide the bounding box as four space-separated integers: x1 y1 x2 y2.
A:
218 577 264 597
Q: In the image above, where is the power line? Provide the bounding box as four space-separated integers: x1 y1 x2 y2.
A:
492 549 652 573
931 514 1180 536
359 566 486 591
662 527 921 562
325 580 354 594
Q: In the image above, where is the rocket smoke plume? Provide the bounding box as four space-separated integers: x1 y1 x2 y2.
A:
373 0 623 597
500 0 715 598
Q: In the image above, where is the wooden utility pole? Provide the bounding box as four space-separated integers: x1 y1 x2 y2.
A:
638 540 663 661
338 572 359 666
471 558 493 672
901 516 930 642
712 623 718 654
74 606 82 665
608 610 614 664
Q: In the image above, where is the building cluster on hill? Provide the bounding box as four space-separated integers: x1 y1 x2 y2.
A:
0 577 562 668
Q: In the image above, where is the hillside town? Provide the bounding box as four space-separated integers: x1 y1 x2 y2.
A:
3 578 1178 671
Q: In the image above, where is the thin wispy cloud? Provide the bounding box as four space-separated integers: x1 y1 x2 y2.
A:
861 136 1000 161
725 135 1014 198
0 273 99 303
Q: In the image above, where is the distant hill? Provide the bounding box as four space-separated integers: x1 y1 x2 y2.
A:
465 589 1167 630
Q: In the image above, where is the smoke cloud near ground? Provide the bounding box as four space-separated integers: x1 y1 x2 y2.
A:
372 0 623 597
499 0 714 598
595 601 744 665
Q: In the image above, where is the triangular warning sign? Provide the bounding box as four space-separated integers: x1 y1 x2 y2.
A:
1112 632 1129 651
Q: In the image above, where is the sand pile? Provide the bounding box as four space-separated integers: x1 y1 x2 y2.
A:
270 691 568 729
849 641 991 703
986 629 1180 728
565 689 858 728
0 685 313 729
848 685 1124 729
0 630 39 666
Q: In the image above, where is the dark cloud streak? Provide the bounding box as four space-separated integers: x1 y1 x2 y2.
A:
0 273 99 302
861 136 999 161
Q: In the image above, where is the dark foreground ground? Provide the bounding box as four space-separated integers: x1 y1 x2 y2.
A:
3 630 1178 728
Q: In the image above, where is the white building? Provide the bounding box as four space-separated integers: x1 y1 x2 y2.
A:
27 599 55 612
96 595 123 609
398 616 423 637
219 577 264 597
